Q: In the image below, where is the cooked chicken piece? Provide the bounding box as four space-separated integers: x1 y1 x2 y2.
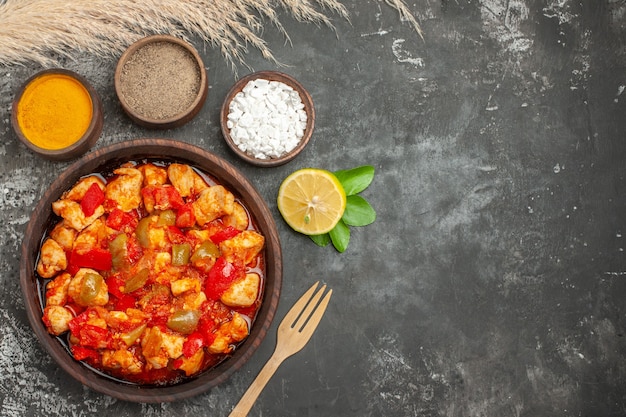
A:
141 327 166 369
109 309 149 338
154 251 172 274
72 217 109 254
192 185 235 226
126 308 150 323
161 331 185 358
135 215 169 251
105 167 143 212
186 229 212 246
147 221 168 251
167 163 209 198
36 238 67 278
42 305 74 335
101 349 144 374
223 202 249 231
221 273 260 308
170 278 201 296
177 348 204 376
68 268 109 307
105 310 129 327
139 163 168 187
219 230 265 266
208 312 249 354
61 176 105 201
82 306 109 329
52 199 104 231
145 352 168 369
141 326 184 370
182 291 207 311
154 264 183 286
45 272 71 306
48 221 77 252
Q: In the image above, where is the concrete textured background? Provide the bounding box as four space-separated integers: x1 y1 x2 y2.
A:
1 1 626 416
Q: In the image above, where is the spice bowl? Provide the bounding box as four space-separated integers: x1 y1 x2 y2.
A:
115 35 208 129
220 71 315 167
11 69 104 161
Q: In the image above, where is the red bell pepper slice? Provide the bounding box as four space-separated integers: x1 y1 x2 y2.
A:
141 185 157 212
154 185 184 211
69 247 112 271
210 226 240 244
114 294 137 311
71 345 100 362
66 260 80 276
80 183 105 217
172 358 184 370
198 316 217 347
68 310 90 337
175 203 196 229
204 257 244 300
105 275 125 299
106 208 138 231
182 331 205 358
204 330 216 346
78 324 110 349
166 226 187 245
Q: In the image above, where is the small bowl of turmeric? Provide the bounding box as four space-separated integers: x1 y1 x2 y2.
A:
11 69 104 161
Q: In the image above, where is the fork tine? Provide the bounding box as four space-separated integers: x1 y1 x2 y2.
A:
300 289 332 337
292 284 327 331
282 281 319 328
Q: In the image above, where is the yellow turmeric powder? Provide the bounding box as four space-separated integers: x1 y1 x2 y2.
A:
16 73 93 150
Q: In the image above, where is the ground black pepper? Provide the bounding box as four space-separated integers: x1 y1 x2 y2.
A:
119 42 201 120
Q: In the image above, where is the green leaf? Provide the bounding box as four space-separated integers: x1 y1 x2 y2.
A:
334 165 375 196
342 195 376 226
309 233 330 247
329 219 350 252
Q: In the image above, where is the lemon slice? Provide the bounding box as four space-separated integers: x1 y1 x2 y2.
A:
277 168 347 235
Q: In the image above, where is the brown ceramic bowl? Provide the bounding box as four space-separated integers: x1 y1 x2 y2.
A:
20 138 282 402
115 35 208 129
11 69 104 161
220 71 315 167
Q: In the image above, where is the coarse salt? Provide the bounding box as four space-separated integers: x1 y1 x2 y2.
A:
227 79 308 160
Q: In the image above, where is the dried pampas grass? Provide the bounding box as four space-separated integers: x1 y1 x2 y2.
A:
0 0 422 68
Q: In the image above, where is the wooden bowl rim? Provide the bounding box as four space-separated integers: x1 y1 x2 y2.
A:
114 35 208 129
19 138 282 402
220 70 315 167
10 68 104 161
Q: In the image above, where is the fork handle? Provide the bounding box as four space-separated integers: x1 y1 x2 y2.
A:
228 353 285 417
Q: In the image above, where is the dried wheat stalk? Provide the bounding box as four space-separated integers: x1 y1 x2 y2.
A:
0 0 421 68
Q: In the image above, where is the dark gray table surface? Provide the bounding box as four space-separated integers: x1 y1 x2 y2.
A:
1 1 625 416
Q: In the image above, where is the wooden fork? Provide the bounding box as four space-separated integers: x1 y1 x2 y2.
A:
228 281 333 417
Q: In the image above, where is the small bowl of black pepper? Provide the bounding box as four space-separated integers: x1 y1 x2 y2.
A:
115 35 208 129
